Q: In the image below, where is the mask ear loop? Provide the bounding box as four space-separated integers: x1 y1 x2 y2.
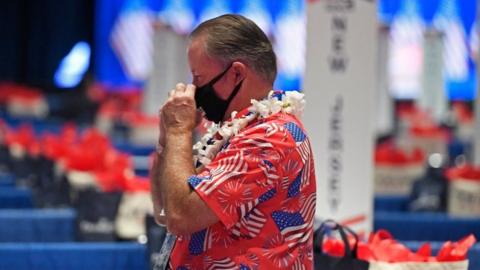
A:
198 63 233 88
225 78 244 104
224 62 245 103
222 67 245 122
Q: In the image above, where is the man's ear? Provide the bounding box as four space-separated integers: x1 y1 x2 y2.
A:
231 61 247 84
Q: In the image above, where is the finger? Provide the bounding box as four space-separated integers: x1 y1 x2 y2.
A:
168 89 175 97
185 84 196 98
163 96 173 106
159 101 169 116
175 83 186 92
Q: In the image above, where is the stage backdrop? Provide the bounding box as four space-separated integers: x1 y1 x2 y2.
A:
303 0 377 233
94 0 477 100
94 0 305 92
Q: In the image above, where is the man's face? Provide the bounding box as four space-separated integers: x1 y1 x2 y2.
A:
187 38 231 100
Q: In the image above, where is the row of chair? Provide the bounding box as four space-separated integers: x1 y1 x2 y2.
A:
0 170 149 269
1 159 479 269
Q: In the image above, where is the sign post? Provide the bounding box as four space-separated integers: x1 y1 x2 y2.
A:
474 48 480 166
419 30 446 123
376 24 394 137
303 0 377 233
143 23 189 116
474 4 480 166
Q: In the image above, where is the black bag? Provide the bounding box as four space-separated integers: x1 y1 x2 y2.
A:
0 145 11 172
75 188 122 241
314 220 369 270
408 166 447 212
33 160 72 208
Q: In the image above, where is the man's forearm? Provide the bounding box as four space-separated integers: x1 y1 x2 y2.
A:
157 131 196 219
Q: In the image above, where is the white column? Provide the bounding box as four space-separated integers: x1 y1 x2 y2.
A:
473 1 480 166
303 0 377 232
143 23 190 116
376 24 394 137
419 29 447 123
474 27 480 166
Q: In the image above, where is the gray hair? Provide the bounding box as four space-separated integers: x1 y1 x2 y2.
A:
189 14 277 84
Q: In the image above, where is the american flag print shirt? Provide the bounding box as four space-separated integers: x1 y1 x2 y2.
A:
169 109 316 270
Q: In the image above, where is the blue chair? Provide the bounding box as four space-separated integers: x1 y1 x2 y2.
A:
0 173 15 187
114 143 154 156
374 195 409 212
131 154 151 177
0 209 76 242
1 117 61 135
0 187 33 208
0 242 147 270
374 211 480 242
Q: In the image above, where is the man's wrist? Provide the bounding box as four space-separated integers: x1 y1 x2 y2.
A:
158 130 193 158
165 129 193 142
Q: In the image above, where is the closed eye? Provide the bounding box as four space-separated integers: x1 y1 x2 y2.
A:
192 75 202 86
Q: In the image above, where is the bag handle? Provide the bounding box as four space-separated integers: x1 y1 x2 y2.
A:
314 219 360 258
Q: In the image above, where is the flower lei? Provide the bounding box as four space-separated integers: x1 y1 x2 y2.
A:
193 90 306 167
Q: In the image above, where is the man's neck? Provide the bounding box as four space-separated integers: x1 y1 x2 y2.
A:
223 81 272 121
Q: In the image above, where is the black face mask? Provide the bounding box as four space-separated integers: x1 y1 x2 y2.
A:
194 64 244 123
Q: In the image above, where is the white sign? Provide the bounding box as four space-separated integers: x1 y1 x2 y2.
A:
420 30 446 123
303 0 377 233
144 24 190 116
475 50 480 166
376 24 394 137
474 5 480 166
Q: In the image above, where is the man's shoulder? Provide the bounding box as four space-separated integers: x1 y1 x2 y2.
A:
269 112 304 127
232 112 308 147
245 111 303 128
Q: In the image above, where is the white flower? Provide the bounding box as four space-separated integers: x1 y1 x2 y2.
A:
199 156 212 165
284 91 305 118
283 106 293 114
269 99 283 115
285 90 304 101
193 90 306 167
193 141 203 151
251 99 270 118
204 145 217 159
218 126 232 138
206 122 220 134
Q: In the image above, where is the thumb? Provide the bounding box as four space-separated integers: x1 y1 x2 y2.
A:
185 84 196 99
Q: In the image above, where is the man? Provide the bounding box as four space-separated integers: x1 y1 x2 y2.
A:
150 14 316 270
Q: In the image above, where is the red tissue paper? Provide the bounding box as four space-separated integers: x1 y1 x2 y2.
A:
322 229 476 263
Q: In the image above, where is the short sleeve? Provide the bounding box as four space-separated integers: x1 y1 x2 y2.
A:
188 121 295 229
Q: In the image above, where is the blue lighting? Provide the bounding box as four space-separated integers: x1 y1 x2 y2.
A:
54 41 91 88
